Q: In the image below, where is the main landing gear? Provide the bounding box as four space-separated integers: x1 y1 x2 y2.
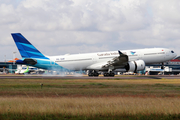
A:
104 66 115 77
103 71 115 77
88 70 99 77
88 70 115 77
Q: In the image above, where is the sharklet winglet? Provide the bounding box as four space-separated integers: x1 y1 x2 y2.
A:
118 50 123 55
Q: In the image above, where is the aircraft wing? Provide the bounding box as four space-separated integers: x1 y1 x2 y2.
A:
102 51 128 68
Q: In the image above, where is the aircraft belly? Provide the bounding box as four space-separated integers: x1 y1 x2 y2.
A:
143 54 165 64
57 60 93 71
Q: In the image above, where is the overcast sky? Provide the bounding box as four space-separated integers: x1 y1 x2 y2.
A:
0 0 180 61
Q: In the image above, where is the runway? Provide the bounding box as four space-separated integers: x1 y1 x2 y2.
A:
0 75 179 79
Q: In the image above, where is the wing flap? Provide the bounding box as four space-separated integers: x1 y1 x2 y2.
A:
102 50 128 68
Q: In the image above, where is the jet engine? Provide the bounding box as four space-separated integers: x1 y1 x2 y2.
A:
125 60 145 72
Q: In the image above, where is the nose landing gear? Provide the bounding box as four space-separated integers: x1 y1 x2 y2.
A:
161 62 164 69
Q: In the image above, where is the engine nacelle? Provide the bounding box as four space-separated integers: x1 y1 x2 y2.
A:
125 60 145 72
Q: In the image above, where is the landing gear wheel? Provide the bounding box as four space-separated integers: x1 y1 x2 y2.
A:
94 72 99 77
88 73 94 77
103 73 109 77
110 72 115 77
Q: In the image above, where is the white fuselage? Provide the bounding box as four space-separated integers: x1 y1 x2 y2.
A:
48 48 176 71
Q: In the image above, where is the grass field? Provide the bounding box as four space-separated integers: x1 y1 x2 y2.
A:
1 77 180 119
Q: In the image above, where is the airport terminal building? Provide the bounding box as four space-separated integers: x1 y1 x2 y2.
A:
145 59 180 75
0 62 17 74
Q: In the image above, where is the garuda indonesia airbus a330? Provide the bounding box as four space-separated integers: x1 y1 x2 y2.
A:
11 33 177 77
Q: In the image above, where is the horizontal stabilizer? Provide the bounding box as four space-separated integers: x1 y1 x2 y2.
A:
23 58 37 65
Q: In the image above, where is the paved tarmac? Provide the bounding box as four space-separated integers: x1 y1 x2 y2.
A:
0 75 179 79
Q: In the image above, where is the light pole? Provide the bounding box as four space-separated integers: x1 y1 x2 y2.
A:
13 52 16 65
4 55 6 62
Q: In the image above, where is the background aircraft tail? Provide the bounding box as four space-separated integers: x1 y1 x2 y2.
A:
11 33 48 59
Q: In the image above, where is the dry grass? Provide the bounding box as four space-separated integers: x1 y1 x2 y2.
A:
1 78 180 119
1 96 180 116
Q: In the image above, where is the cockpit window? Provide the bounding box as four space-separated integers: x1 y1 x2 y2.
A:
171 51 174 53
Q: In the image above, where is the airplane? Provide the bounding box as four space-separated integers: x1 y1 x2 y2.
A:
15 65 45 74
11 33 177 77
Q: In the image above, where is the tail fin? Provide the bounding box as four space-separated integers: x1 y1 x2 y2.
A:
11 33 48 59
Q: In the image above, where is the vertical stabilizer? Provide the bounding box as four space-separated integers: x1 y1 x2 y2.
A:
11 33 48 59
